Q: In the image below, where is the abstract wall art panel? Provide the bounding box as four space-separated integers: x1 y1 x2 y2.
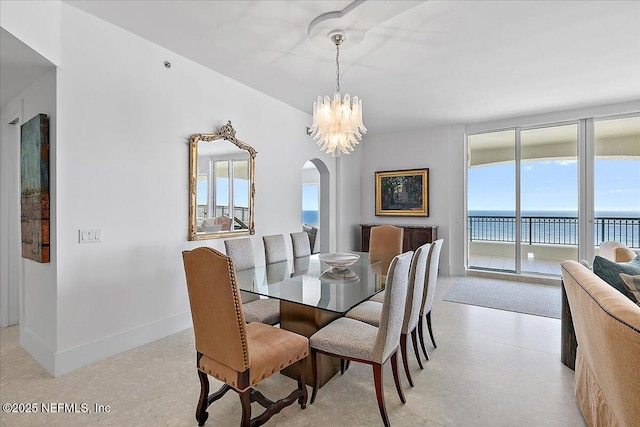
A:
20 113 50 263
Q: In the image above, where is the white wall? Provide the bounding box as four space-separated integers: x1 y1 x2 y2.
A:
360 126 455 274
337 149 364 252
448 124 467 276
3 1 341 376
0 69 58 372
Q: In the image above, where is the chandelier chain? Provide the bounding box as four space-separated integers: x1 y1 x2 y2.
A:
335 41 340 94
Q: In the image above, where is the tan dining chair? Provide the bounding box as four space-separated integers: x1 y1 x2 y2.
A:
418 239 443 360
214 215 232 231
263 234 288 264
309 251 413 427
345 243 431 386
200 218 222 232
369 225 404 275
225 238 280 326
182 247 308 427
290 232 312 258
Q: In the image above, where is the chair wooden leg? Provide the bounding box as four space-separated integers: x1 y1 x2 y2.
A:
297 358 308 409
310 349 319 404
373 363 391 427
196 370 210 426
239 389 251 427
418 314 430 361
410 328 424 369
390 352 406 404
427 310 437 348
399 333 414 387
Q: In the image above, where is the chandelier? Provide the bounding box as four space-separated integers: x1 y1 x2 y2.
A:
308 31 367 157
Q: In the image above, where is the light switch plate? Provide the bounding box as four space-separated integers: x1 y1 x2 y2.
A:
79 229 102 243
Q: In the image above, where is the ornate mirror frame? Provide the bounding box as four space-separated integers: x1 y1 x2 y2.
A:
188 121 256 240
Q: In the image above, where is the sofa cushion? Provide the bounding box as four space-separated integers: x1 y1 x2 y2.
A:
619 273 640 305
592 255 640 301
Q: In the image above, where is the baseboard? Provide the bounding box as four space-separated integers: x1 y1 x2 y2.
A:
449 264 466 276
53 311 192 377
20 325 56 376
465 269 561 286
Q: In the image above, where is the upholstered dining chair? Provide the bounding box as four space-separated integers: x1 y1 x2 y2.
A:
200 218 223 232
418 239 444 360
369 225 404 275
214 215 232 231
265 261 289 284
291 256 311 277
302 225 318 254
309 251 413 427
263 234 288 264
224 238 280 326
345 243 431 386
290 232 312 258
182 247 308 427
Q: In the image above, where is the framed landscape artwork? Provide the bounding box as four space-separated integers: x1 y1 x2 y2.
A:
375 168 428 216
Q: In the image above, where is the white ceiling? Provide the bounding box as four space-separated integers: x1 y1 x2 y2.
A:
0 28 55 111
3 1 640 132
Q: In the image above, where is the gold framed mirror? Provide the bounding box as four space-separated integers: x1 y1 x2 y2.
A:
189 121 256 240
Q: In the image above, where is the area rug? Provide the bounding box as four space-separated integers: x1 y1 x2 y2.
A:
443 277 561 319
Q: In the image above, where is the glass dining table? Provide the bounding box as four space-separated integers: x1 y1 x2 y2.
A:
234 252 386 387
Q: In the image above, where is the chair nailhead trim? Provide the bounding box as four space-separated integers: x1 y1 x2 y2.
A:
224 254 250 369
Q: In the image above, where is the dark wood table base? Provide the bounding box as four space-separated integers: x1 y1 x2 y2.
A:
279 300 342 388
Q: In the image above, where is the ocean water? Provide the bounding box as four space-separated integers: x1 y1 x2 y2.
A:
468 210 640 218
468 210 639 247
301 209 638 246
302 210 318 226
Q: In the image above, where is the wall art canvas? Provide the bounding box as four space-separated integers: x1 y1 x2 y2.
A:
375 168 428 216
21 113 50 263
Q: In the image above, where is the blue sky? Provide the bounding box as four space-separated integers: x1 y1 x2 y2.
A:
468 159 640 213
302 184 319 211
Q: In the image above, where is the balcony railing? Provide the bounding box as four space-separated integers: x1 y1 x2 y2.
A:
468 216 640 248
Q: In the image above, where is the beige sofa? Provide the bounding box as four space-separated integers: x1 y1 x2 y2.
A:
561 260 640 427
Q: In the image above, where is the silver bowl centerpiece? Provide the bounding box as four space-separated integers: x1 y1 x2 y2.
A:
319 253 360 271
319 253 360 283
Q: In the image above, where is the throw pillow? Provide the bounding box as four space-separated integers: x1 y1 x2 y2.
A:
619 273 640 305
592 255 640 302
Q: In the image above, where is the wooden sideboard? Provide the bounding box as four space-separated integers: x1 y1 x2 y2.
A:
360 224 438 253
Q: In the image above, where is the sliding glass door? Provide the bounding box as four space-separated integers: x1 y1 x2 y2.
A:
468 130 516 272
468 124 579 276
468 114 640 277
593 116 640 254
520 124 579 275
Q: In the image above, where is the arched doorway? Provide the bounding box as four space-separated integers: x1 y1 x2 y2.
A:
302 159 330 253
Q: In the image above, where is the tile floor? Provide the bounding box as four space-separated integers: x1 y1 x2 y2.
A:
0 275 585 426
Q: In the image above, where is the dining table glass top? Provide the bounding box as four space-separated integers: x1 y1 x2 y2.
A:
234 252 386 314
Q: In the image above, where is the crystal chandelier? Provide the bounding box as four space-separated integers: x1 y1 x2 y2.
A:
309 31 367 157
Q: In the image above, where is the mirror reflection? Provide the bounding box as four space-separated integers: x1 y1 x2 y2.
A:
189 121 256 240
